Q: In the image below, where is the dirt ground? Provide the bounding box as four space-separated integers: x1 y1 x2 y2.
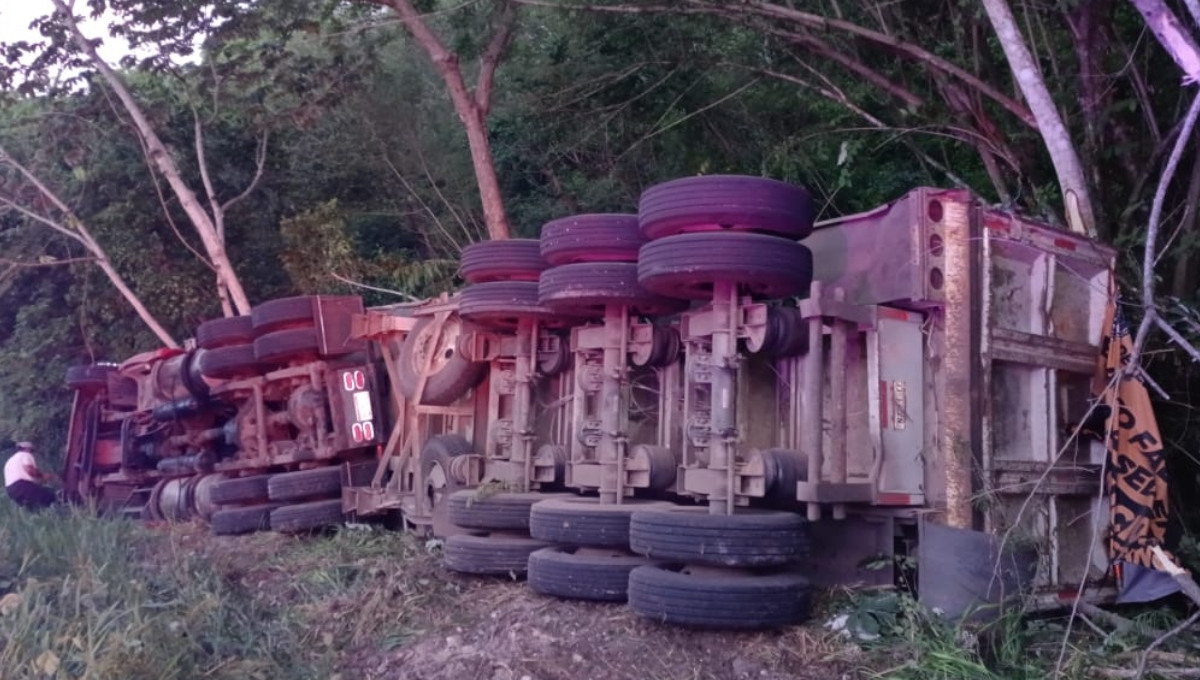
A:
361 581 860 680
163 524 866 680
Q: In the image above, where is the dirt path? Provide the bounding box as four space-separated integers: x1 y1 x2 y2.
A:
163 524 862 680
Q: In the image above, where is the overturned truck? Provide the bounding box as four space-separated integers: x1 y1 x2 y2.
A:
62 178 1118 627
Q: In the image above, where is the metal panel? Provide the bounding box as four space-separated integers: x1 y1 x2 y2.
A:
870 310 927 501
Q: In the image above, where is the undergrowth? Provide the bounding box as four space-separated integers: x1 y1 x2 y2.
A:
0 498 447 679
840 586 1200 680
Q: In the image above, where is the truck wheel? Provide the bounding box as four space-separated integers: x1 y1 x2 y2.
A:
253 327 321 365
630 325 681 369
447 490 558 531
540 214 645 265
65 364 115 390
459 281 577 331
197 345 261 380
268 466 343 502
528 546 649 602
397 315 486 406
629 507 810 567
538 263 688 318
420 435 473 535
251 295 318 335
210 503 282 536
529 497 675 548
459 239 547 284
637 233 813 301
638 175 815 240
627 563 812 629
755 307 809 358
208 473 273 505
270 499 345 532
195 315 254 350
443 532 548 577
757 448 807 502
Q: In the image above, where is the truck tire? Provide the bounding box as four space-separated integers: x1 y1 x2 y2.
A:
528 546 649 602
540 214 645 265
66 364 114 390
629 507 810 567
253 327 321 365
757 448 807 502
208 473 272 505
210 503 282 536
638 175 815 240
197 345 261 380
397 316 486 406
637 233 813 301
195 315 254 350
447 490 553 531
538 263 688 318
268 466 343 502
270 499 345 532
755 307 809 358
459 281 574 330
420 435 473 536
529 497 675 548
627 563 812 629
459 239 547 284
251 296 317 334
443 532 548 576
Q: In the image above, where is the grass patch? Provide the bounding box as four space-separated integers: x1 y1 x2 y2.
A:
0 498 451 679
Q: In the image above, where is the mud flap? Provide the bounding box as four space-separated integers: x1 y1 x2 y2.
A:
917 520 1038 621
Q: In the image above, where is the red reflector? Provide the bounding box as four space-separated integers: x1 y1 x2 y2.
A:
362 421 375 440
351 423 364 442
354 370 366 390
1053 237 1077 251
342 373 355 391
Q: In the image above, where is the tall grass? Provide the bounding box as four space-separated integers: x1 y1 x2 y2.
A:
0 498 334 679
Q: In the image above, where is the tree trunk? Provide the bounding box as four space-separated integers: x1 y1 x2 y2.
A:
49 0 254 314
1127 0 1200 85
980 0 1098 237
368 0 514 240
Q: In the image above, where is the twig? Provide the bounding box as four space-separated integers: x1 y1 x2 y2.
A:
1156 316 1200 365
329 272 420 301
1096 667 1200 679
1136 609 1200 679
1078 602 1147 635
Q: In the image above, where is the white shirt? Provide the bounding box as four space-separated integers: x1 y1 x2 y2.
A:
3 451 36 487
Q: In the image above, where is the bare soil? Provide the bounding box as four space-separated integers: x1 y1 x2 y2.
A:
158 523 866 680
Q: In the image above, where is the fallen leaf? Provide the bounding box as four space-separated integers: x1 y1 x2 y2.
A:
35 650 60 676
0 592 22 616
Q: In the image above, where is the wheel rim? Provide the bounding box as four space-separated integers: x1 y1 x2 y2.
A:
409 317 463 379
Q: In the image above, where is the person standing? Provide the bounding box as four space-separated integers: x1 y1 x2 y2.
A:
4 441 57 511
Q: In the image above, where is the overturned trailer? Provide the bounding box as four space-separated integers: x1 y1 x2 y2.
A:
62 179 1117 627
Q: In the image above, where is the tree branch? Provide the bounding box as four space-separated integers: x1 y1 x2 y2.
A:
193 105 220 226
475 1 517 116
221 129 270 214
760 25 924 109
0 145 178 347
513 0 1037 125
1130 91 1200 368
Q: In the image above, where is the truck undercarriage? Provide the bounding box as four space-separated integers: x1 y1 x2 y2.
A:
61 179 1120 628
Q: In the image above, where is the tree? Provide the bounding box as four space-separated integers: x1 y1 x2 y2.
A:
44 0 255 316
357 0 517 240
